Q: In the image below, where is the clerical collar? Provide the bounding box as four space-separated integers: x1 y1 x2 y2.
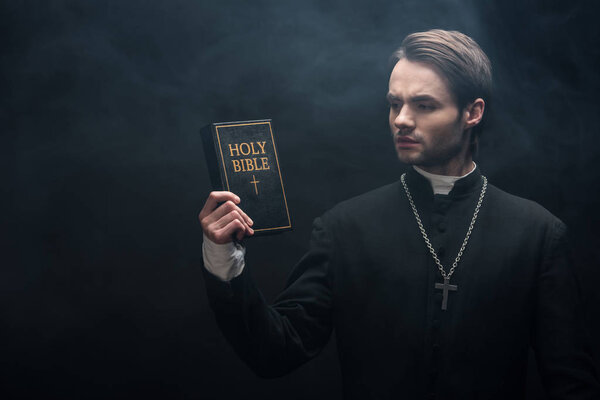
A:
413 163 477 195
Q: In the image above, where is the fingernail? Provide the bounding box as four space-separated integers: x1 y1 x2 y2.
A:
235 196 240 202
248 218 253 226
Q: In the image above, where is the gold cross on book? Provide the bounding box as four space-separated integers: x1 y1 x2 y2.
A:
250 175 260 195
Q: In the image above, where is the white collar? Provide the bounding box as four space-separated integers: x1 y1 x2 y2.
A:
413 163 477 195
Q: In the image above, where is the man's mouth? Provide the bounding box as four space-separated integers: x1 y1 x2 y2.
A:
397 137 418 143
396 136 419 148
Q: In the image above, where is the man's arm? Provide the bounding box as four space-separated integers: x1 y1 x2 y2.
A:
199 192 334 377
532 219 600 399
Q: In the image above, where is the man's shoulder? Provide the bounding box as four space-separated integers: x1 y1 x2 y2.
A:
321 180 402 223
486 183 566 230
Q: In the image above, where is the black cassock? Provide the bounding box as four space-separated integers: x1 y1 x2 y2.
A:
203 167 600 399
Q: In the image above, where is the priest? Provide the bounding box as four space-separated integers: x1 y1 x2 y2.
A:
198 29 600 399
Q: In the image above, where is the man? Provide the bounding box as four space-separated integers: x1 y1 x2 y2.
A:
199 30 599 399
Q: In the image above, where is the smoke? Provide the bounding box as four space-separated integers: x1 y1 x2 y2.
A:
2 0 599 398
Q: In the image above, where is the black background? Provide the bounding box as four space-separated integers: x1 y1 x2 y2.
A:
2 0 599 399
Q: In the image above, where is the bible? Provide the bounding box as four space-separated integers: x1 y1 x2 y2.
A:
200 119 292 236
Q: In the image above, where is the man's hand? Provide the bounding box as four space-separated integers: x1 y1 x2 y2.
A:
199 191 254 244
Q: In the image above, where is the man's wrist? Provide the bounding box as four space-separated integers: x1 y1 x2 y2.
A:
202 233 246 281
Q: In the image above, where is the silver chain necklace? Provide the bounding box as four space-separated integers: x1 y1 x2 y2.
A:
400 172 488 310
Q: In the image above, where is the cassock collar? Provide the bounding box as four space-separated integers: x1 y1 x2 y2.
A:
405 164 483 200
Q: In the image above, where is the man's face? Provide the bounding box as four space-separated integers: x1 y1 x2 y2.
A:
388 58 471 173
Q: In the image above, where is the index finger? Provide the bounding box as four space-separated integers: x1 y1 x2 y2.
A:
200 191 241 217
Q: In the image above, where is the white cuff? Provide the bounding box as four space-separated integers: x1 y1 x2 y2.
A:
202 233 246 282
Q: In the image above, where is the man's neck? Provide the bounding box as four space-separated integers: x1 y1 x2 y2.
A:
413 162 477 195
416 158 475 176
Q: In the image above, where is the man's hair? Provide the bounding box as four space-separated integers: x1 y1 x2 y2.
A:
390 29 492 153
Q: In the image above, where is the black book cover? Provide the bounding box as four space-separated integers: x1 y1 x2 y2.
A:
200 119 292 236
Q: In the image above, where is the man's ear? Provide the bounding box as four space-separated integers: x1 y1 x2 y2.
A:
463 98 485 129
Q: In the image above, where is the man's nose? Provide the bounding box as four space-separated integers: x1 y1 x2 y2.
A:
394 106 416 132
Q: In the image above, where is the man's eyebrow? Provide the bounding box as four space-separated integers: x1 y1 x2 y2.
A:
386 93 400 101
409 94 438 102
386 93 440 102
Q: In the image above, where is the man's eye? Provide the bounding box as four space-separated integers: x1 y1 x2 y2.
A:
417 103 435 111
390 103 400 110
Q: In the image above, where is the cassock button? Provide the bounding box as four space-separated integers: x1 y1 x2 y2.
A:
432 319 440 330
437 247 445 257
438 222 446 232
436 201 449 213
